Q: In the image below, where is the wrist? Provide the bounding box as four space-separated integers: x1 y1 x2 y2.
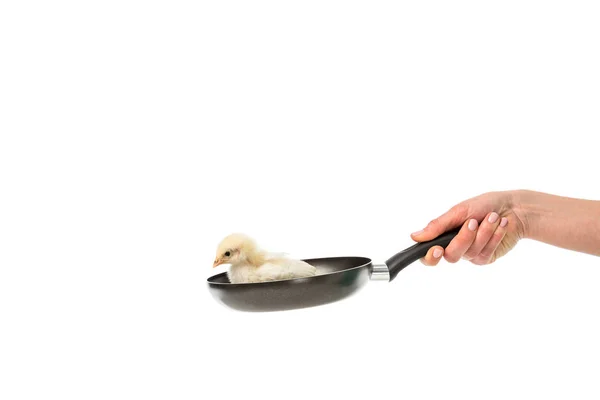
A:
509 189 539 240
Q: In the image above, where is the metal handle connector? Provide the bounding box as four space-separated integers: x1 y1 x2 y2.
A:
370 263 390 281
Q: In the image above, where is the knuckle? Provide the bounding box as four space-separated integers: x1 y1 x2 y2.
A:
493 229 506 238
471 258 487 266
444 252 460 263
428 218 440 228
420 258 435 267
479 225 495 237
451 204 469 217
479 249 493 259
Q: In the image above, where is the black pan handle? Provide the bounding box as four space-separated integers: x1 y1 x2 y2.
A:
385 228 461 282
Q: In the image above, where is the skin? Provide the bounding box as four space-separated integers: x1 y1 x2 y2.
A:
411 190 600 266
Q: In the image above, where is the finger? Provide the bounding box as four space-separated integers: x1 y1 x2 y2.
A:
463 212 501 260
411 204 469 242
420 246 445 266
443 218 478 263
472 217 508 265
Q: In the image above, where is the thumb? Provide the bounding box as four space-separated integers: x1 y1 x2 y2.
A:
411 205 468 242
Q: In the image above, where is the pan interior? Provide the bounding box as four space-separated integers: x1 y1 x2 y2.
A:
207 256 371 284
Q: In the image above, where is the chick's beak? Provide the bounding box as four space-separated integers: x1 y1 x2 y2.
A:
213 258 223 268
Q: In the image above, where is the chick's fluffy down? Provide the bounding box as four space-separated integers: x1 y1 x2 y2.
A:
228 257 316 284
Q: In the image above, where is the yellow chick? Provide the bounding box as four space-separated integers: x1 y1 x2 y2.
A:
212 233 317 284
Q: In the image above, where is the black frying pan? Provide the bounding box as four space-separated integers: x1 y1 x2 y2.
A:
207 229 459 312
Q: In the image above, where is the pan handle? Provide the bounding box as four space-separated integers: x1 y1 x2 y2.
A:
385 228 461 282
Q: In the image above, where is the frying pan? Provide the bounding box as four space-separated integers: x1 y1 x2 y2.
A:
207 229 459 312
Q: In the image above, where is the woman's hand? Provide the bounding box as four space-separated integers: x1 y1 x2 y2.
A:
411 191 528 266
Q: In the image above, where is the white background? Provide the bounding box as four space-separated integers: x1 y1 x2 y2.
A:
1 1 599 399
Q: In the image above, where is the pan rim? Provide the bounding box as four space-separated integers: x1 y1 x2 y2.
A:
206 256 372 286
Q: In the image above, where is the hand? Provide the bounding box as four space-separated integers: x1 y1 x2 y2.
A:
411 191 528 266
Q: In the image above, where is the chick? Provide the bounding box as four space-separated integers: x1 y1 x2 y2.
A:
212 233 317 284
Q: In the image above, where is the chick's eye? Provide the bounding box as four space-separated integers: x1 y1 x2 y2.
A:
224 251 231 257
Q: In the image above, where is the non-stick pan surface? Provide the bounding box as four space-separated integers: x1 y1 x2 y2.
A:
207 229 460 312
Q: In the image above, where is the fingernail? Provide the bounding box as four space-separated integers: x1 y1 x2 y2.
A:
500 217 508 227
468 219 478 231
433 248 443 258
488 212 499 224
412 229 424 236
